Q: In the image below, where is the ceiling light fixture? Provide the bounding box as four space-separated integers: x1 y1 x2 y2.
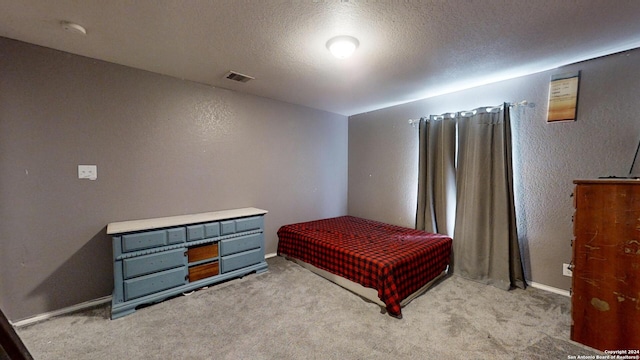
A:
60 21 86 35
326 35 359 59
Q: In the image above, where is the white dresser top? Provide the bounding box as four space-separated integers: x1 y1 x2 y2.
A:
107 207 268 234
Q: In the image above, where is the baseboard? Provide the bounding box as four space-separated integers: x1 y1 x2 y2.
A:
529 281 570 297
265 252 277 259
12 295 112 328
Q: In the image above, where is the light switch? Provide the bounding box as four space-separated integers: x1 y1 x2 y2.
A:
78 165 97 180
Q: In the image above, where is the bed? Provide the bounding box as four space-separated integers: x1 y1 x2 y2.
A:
276 215 452 318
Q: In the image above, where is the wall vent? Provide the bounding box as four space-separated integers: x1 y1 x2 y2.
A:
224 71 254 83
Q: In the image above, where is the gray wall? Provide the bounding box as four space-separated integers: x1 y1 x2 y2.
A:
349 48 640 291
0 37 348 321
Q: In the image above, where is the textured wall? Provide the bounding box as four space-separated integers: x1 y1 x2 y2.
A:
0 38 348 321
349 48 640 292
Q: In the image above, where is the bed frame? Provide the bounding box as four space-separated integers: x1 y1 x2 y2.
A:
285 256 449 309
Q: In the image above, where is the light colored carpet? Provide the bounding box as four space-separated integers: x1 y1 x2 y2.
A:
17 256 601 359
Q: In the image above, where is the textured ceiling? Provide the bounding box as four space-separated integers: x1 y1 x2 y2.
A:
1 0 640 116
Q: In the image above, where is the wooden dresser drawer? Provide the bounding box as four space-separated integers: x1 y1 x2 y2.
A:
120 228 186 252
219 217 263 236
221 248 263 273
220 233 262 256
189 261 219 282
167 228 186 244
221 220 236 235
187 243 218 263
187 225 205 241
235 216 263 232
122 248 186 279
124 267 187 301
121 230 167 252
204 222 220 238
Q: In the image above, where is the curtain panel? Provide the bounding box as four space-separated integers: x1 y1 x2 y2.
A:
416 115 456 236
417 104 525 290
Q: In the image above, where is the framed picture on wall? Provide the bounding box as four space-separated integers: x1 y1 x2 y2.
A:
547 71 580 122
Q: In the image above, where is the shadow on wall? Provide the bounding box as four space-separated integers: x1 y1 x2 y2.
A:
514 182 532 281
26 228 113 320
511 108 532 283
518 235 532 283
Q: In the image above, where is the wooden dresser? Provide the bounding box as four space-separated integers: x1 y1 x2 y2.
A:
571 180 640 351
107 207 268 319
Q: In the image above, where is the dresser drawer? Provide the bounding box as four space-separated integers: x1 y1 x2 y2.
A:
221 220 236 235
122 230 167 252
167 228 186 244
188 261 219 282
220 233 262 256
221 248 263 273
204 222 220 238
235 216 263 232
123 248 186 279
187 225 205 241
124 267 187 300
187 243 218 263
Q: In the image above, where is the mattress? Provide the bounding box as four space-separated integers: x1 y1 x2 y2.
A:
277 216 452 317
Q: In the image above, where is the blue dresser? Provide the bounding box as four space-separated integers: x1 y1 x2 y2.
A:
107 208 268 319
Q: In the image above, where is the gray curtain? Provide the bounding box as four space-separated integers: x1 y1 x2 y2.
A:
417 104 526 290
416 115 456 235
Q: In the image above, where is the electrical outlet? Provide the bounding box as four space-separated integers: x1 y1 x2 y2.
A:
78 165 97 180
562 263 572 277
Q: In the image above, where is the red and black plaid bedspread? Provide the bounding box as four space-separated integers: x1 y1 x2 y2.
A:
276 216 452 317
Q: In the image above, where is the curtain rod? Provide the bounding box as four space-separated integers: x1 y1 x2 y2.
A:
408 100 535 126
